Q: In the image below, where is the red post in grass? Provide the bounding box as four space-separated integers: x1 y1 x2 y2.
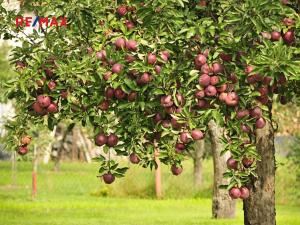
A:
154 141 162 199
32 145 38 199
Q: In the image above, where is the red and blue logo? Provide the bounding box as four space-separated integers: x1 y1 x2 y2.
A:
16 16 67 27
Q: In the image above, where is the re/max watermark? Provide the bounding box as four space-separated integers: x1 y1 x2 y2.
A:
15 16 67 27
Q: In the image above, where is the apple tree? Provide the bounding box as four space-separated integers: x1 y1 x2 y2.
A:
1 0 300 224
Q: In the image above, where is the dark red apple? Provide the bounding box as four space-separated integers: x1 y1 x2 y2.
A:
220 53 232 62
114 88 126 100
227 157 238 170
217 84 227 93
160 95 173 107
247 75 256 84
228 73 238 84
112 63 123 74
283 30 295 44
201 64 211 74
124 54 136 63
107 134 119 147
128 92 137 102
161 50 170 61
241 124 251 133
191 129 204 140
245 65 254 74
58 90 68 99
117 5 127 16
114 37 126 49
258 86 269 96
175 143 185 153
271 31 281 41
103 72 112 81
162 120 171 128
87 47 93 55
256 117 266 129
280 96 287 105
153 113 163 124
139 72 152 84
147 53 157 65
240 187 250 200
250 106 262 119
47 103 58 114
194 54 207 67
263 76 272 86
212 63 223 74
197 99 209 109
48 81 56 91
278 74 287 85
105 87 115 99
175 93 185 106
236 109 249 119
95 133 107 146
99 100 109 111
225 92 239 106
37 95 51 108
229 187 241 199
126 40 138 51
155 65 162 74
165 106 176 114
195 90 205 99
32 102 46 115
179 132 190 144
210 76 219 85
171 118 181 129
171 165 183 176
96 50 106 61
18 146 28 155
103 172 115 184
242 158 254 168
283 18 294 26
125 20 135 29
205 85 217 97
199 74 211 87
129 153 140 164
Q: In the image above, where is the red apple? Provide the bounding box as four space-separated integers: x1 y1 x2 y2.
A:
18 146 29 155
240 187 250 200
147 53 157 65
129 153 140 164
227 157 238 170
171 165 183 176
199 74 211 87
115 37 126 49
103 173 115 184
191 129 204 140
95 133 107 146
229 187 241 199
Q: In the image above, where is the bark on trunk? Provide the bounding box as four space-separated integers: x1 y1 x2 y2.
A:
193 140 205 188
208 120 236 219
244 121 276 225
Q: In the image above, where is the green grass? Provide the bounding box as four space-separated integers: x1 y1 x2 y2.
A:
0 159 299 225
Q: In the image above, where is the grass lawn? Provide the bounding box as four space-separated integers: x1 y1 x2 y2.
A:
0 160 299 225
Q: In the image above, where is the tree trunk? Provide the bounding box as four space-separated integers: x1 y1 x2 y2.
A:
193 140 205 188
208 120 236 219
244 121 276 225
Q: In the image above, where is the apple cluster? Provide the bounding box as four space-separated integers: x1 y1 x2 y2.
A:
17 135 32 156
